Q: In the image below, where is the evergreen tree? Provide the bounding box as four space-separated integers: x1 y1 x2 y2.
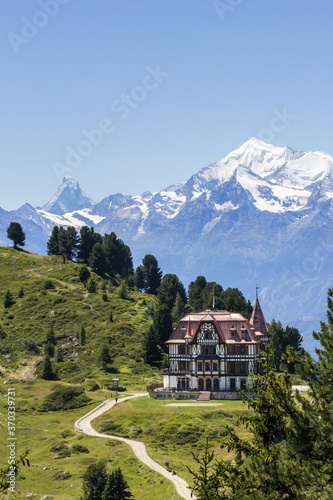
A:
157 273 187 309
78 226 102 264
86 277 97 293
188 276 207 311
79 264 91 284
6 222 25 249
89 243 106 276
82 461 108 500
18 287 24 298
97 343 111 372
3 290 14 309
79 325 86 345
221 287 253 318
101 468 133 500
172 294 187 324
189 288 333 499
66 226 80 260
46 324 56 345
103 232 133 279
153 303 173 346
267 319 285 371
118 281 127 299
57 226 68 256
44 341 55 357
47 226 59 255
40 355 56 380
141 254 162 295
142 326 162 365
134 265 145 290
55 348 63 362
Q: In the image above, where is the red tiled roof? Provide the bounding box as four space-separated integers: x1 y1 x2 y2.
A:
250 298 270 336
166 308 268 344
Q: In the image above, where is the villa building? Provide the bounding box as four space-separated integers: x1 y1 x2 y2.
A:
163 297 270 394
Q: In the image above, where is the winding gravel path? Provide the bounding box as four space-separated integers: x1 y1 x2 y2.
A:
75 394 195 500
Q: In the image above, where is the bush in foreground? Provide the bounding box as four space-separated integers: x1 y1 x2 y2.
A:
39 385 91 412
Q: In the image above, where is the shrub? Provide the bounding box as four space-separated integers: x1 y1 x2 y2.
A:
54 470 72 480
86 278 97 293
71 444 89 454
4 290 14 309
50 443 71 457
79 265 90 284
39 385 92 412
84 380 100 392
23 338 39 354
44 280 55 290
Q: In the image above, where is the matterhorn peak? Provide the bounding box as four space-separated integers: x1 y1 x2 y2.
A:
42 176 94 215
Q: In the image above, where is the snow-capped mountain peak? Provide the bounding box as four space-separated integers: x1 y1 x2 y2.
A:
42 176 94 215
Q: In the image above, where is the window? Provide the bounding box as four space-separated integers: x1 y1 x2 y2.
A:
229 345 235 355
240 362 246 374
179 345 186 354
241 332 246 338
197 362 203 371
204 345 216 355
230 331 235 337
240 345 246 355
230 362 235 375
230 378 236 391
181 331 185 337
205 362 211 372
213 362 218 371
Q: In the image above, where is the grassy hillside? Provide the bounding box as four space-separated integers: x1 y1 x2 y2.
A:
0 246 161 389
0 382 183 500
93 397 251 484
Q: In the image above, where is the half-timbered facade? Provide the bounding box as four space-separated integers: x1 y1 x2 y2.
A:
164 298 270 392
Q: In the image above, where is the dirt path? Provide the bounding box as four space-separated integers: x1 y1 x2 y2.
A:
75 394 195 500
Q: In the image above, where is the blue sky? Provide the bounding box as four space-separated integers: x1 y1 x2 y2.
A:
1 0 332 210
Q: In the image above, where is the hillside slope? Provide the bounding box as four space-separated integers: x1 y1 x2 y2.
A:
0 247 161 388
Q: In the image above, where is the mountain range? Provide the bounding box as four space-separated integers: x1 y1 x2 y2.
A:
2 138 333 354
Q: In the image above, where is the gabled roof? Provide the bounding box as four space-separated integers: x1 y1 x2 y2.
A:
166 309 260 345
250 298 270 336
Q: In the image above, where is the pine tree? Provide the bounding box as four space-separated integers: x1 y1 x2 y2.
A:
153 303 173 346
97 343 111 372
89 243 106 276
66 226 80 260
3 290 15 309
46 324 56 345
79 265 91 284
188 276 207 311
57 226 68 257
134 265 145 290
18 287 24 298
172 293 187 324
6 222 25 249
79 325 86 345
40 355 56 380
157 273 187 310
82 461 108 500
55 348 63 362
141 254 162 295
47 226 59 255
101 468 133 500
78 226 102 264
189 288 333 498
44 341 55 357
142 326 162 365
